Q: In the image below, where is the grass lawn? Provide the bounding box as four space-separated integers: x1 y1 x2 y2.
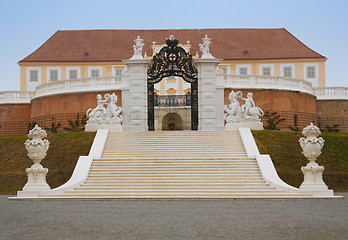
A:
0 130 347 195
253 130 348 191
0 132 95 194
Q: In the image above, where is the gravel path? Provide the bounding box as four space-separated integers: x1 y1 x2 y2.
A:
1 194 348 240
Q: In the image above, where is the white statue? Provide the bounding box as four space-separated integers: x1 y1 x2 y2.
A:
86 94 106 123
224 90 263 123
241 92 264 120
21 125 51 193
86 93 122 125
199 35 214 59
130 36 144 60
105 93 123 124
299 123 330 192
224 90 243 123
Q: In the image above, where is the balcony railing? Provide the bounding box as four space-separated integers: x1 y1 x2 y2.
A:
154 95 191 107
0 91 35 104
314 87 348 100
222 74 314 95
1 75 347 104
34 76 122 98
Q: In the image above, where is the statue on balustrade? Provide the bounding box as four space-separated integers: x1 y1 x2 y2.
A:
224 90 264 123
86 93 122 124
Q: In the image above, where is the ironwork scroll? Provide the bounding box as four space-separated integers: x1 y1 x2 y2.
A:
147 35 198 131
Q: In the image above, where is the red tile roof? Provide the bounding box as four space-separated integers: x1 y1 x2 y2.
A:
19 28 325 63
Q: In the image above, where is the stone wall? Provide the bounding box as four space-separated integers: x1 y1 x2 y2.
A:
154 107 191 131
31 91 122 118
317 100 348 132
0 104 31 136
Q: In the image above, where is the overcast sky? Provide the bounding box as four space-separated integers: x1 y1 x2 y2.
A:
1 0 347 91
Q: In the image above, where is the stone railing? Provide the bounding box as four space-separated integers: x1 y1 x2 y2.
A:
155 95 191 107
222 74 314 95
314 87 348 100
0 91 35 104
34 76 122 98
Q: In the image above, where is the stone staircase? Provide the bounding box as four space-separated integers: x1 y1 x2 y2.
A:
41 131 312 198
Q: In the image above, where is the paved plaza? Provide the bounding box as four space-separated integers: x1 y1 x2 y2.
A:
1 194 347 240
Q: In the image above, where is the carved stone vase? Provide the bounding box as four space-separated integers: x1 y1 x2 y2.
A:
20 125 51 195
299 123 329 193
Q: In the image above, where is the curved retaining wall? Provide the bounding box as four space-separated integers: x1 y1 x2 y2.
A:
29 90 122 133
317 100 348 132
0 104 31 135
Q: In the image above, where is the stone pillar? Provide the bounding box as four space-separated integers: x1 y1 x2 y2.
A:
195 58 224 131
122 59 151 132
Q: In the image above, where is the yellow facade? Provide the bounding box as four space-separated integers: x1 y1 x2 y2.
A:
19 58 326 92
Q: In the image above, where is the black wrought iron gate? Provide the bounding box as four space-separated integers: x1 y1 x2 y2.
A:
147 36 198 131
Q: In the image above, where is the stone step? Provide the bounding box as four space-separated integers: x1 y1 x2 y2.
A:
50 192 311 198
66 189 285 194
101 152 247 156
84 179 266 184
95 156 255 160
89 169 260 173
91 163 259 167
74 186 274 190
81 182 269 187
86 176 264 181
90 167 260 170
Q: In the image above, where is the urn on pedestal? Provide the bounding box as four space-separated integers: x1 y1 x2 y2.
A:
18 125 51 196
299 123 333 196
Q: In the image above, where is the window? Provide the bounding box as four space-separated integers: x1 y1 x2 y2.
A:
239 67 247 75
30 70 38 81
91 69 99 77
262 67 271 76
283 67 292 77
50 70 58 81
69 70 77 79
221 68 227 74
307 66 315 78
115 69 122 76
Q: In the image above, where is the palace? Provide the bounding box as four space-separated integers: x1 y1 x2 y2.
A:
0 28 347 135
5 28 345 199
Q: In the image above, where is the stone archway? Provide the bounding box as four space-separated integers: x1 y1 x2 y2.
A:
162 113 183 131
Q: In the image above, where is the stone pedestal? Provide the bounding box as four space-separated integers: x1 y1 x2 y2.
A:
85 123 122 132
18 164 50 197
225 121 263 131
122 59 151 132
195 58 224 131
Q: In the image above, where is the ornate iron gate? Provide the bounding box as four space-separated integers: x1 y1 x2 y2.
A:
147 35 198 131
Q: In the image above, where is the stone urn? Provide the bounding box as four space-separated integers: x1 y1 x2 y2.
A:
19 125 51 196
299 123 331 194
299 122 325 167
25 125 50 168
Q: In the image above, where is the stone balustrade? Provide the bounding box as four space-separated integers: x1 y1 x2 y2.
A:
313 87 348 100
0 91 34 104
34 76 122 99
1 75 347 104
222 74 314 95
